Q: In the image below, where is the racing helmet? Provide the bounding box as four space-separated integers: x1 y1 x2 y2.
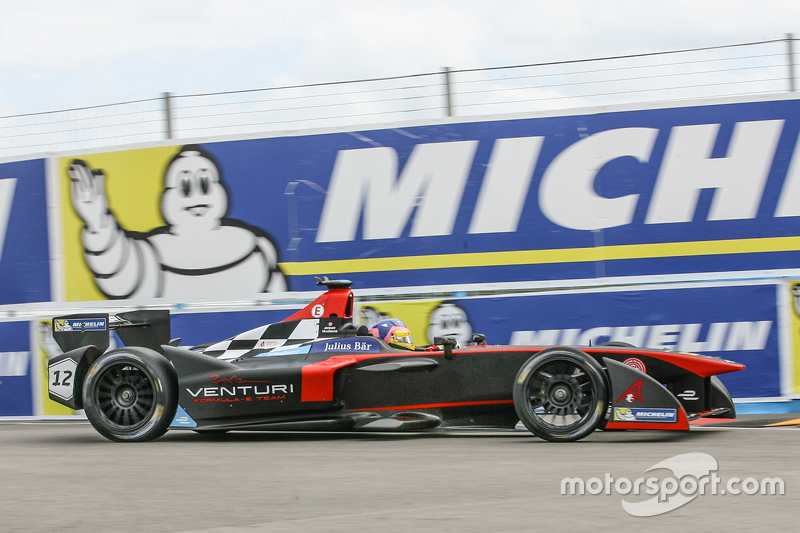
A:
369 318 415 350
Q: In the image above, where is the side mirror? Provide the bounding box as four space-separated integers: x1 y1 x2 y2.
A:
434 336 458 359
470 333 487 346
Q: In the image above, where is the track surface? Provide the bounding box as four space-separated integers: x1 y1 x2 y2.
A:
1 419 797 532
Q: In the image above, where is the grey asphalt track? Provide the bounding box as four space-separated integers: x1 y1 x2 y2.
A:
0 420 797 532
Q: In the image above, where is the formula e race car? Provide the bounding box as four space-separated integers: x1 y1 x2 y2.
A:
47 278 744 442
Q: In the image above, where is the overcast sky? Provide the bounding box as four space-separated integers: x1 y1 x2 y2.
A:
1 0 799 115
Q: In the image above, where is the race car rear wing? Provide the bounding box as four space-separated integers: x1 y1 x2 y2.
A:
52 310 171 354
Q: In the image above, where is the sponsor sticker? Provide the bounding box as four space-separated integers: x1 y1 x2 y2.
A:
170 405 198 427
54 318 107 332
614 407 677 423
310 338 381 353
255 339 283 350
321 320 339 334
49 358 78 401
623 357 647 373
677 390 699 401
254 345 310 357
616 378 645 404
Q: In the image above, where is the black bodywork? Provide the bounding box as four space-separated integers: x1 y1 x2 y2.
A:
47 279 744 442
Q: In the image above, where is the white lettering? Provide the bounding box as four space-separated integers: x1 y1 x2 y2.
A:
724 321 771 351
610 326 649 347
509 321 771 352
0 351 28 376
316 141 478 242
0 179 16 261
647 324 681 349
561 477 585 495
469 137 543 234
775 133 800 216
509 330 559 345
704 322 729 352
187 384 295 397
646 120 784 224
677 323 704 352
579 327 612 346
559 329 581 345
539 128 658 230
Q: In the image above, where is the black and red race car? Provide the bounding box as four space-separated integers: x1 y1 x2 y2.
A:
47 278 744 442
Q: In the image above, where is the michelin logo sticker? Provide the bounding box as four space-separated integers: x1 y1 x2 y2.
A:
614 407 677 423
54 318 107 332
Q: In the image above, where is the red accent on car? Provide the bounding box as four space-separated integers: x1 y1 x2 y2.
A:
301 356 357 402
689 417 737 425
586 347 745 377
283 285 354 322
622 357 646 373
616 378 645 404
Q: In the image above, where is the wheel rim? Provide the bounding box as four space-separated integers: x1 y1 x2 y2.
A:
93 362 156 430
524 359 599 431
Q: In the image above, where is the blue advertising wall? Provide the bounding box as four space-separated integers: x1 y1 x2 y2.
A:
449 284 780 398
0 280 784 418
5 97 800 414
0 159 50 304
54 97 800 298
0 322 33 416
191 98 800 291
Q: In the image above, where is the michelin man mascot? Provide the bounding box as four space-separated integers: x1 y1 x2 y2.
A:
69 146 287 301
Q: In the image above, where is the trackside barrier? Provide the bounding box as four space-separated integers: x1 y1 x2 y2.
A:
1 278 797 417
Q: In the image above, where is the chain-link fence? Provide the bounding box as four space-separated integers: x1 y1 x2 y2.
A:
1 36 797 160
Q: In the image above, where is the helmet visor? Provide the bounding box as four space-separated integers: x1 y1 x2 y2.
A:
390 330 415 350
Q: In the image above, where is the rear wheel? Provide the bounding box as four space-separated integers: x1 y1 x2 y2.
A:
82 348 177 442
513 347 608 442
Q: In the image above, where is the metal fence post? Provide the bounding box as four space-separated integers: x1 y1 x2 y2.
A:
163 92 173 139
443 67 453 117
787 34 796 92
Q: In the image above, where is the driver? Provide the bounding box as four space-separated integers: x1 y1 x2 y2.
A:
368 318 416 350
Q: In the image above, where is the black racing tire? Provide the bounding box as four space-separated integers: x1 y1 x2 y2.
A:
513 347 608 442
82 347 178 442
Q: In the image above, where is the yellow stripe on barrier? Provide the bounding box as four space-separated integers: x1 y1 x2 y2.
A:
279 235 800 276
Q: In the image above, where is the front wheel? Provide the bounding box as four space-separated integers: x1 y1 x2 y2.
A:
513 347 608 442
82 348 178 442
